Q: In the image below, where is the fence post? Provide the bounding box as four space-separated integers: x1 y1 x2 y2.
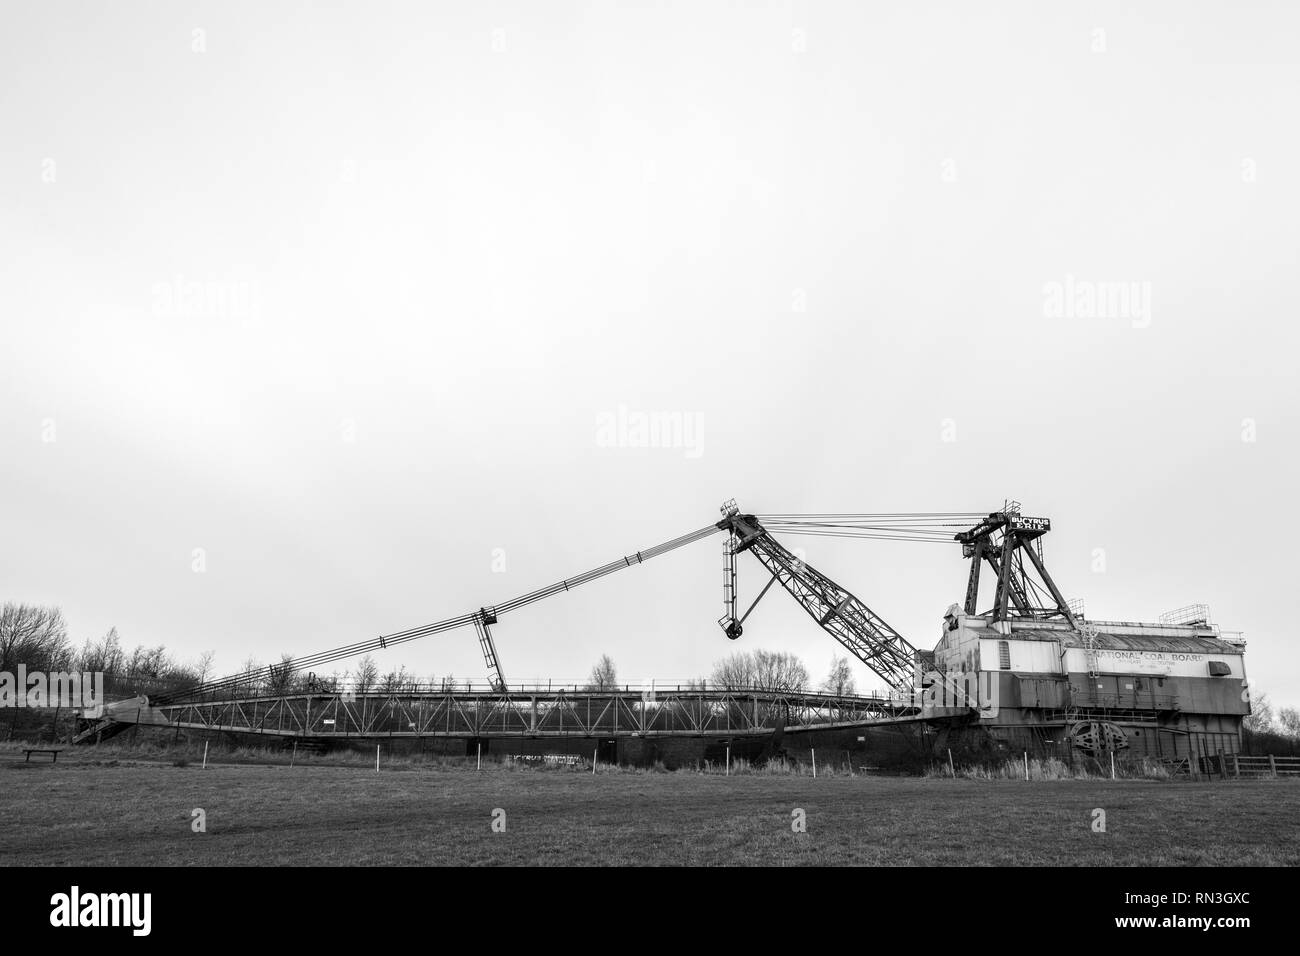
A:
1233 753 1240 779
947 748 956 778
811 748 817 779
376 744 380 772
1269 754 1277 778
1110 751 1115 780
1024 751 1029 781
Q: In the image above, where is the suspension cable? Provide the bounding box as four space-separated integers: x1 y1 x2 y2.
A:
159 523 722 703
162 512 992 703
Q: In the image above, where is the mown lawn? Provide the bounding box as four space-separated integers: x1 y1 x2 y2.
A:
1 754 1296 866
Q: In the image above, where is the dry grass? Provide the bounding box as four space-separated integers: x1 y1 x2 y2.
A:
1 746 1297 866
0 738 857 776
924 755 1174 781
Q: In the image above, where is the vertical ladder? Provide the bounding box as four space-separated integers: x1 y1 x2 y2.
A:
474 609 506 691
1079 620 1100 679
718 535 739 637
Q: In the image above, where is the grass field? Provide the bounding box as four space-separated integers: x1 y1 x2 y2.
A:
2 750 1297 866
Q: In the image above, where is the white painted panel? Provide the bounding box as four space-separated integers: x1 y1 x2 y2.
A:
977 638 1062 675
1064 648 1242 678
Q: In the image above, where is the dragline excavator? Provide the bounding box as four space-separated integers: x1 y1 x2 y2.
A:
714 501 918 691
148 499 1072 707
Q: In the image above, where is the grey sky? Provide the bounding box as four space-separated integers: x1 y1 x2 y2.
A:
2 3 1297 707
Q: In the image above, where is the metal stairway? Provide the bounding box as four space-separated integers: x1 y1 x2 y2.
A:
71 717 132 744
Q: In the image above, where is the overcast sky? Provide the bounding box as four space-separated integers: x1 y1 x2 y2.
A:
2 2 1297 707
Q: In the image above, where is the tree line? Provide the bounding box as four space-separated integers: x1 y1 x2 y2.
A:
0 603 215 687
585 650 858 695
1243 692 1300 735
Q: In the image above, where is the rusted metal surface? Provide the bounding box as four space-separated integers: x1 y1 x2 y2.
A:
1009 628 1242 655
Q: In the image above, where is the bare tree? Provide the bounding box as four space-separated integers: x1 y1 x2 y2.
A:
751 650 808 693
711 650 809 693
1279 706 1300 738
76 627 125 676
585 654 618 691
821 656 856 697
1244 691 1275 734
194 650 217 684
354 655 379 694
125 644 173 679
267 654 296 694
0 603 72 672
711 652 756 690
237 655 264 697
380 665 416 694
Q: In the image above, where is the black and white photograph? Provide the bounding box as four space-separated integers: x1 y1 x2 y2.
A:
1 0 1294 933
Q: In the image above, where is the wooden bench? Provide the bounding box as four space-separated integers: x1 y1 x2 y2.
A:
23 748 63 763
